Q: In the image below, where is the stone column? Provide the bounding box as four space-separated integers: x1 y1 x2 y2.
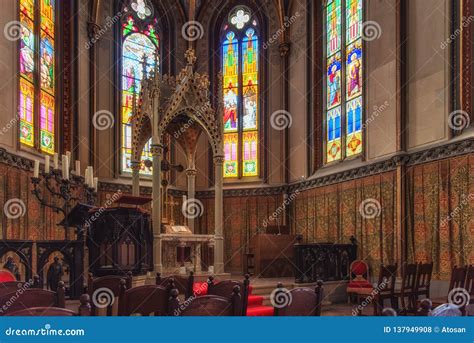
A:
130 161 141 196
151 143 164 273
213 155 225 274
186 168 197 233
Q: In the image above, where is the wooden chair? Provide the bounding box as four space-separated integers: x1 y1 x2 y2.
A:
0 281 66 315
463 265 474 315
120 285 170 316
87 274 130 316
274 281 324 316
156 272 194 299
170 287 242 316
5 294 91 316
413 262 433 301
431 265 467 308
0 276 41 296
207 274 249 316
393 263 418 315
352 264 398 316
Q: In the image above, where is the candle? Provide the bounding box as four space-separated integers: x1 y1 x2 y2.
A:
75 160 81 176
93 177 99 191
62 155 69 180
66 151 71 169
84 167 90 186
33 160 39 178
53 153 59 169
44 155 50 174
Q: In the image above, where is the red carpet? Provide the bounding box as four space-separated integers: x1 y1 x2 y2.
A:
194 282 273 316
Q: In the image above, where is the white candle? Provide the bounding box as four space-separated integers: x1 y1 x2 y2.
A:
66 151 71 169
84 167 90 186
53 153 59 169
62 155 69 180
183 195 187 203
44 155 50 174
93 177 99 191
75 160 81 176
33 160 39 178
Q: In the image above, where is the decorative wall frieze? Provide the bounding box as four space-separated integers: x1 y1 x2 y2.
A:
0 148 34 171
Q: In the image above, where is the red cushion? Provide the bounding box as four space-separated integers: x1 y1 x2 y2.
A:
247 306 274 316
351 261 368 276
347 280 373 288
247 295 264 307
0 270 16 283
193 282 208 296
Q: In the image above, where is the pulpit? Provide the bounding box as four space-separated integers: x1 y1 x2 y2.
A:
87 195 153 276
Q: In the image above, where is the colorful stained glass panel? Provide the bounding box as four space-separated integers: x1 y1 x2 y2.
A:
40 0 55 37
40 33 54 93
242 28 258 87
224 133 238 178
327 0 341 57
40 91 54 154
326 107 342 163
327 52 341 109
19 78 34 147
242 131 258 177
346 0 362 43
346 96 363 157
20 0 35 18
223 32 239 133
346 40 362 100
19 13 35 81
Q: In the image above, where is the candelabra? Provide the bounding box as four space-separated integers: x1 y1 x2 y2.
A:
31 169 97 230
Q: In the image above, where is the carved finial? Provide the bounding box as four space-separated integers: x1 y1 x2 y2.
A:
185 48 197 66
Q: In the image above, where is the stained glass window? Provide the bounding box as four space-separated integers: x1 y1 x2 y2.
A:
325 0 363 163
19 0 56 153
120 4 159 174
222 7 260 179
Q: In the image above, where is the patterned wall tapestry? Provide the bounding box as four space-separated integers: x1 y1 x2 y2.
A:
406 154 474 279
195 194 285 273
290 171 397 277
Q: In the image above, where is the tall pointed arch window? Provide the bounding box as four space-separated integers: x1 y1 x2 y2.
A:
325 0 363 163
19 0 56 154
222 6 260 179
120 0 159 174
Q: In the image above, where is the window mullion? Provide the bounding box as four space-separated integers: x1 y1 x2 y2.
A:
238 35 244 179
341 0 347 160
34 0 41 151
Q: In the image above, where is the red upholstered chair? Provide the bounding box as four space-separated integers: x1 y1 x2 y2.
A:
0 269 16 283
347 260 372 301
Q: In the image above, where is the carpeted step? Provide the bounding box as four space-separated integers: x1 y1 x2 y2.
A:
247 295 264 307
246 306 274 316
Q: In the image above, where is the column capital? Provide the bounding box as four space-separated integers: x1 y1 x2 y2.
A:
186 168 197 177
279 42 291 57
213 155 225 165
150 143 165 156
130 161 142 171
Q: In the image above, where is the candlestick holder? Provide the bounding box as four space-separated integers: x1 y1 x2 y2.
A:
31 169 97 229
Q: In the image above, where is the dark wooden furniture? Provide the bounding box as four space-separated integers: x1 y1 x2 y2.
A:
87 274 131 316
120 285 169 316
0 281 66 315
464 265 474 315
5 294 91 316
274 281 324 316
247 234 297 277
88 203 153 276
0 277 41 296
413 263 433 300
393 263 418 314
170 287 242 316
431 265 467 308
156 272 194 299
207 275 249 316
294 238 357 283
